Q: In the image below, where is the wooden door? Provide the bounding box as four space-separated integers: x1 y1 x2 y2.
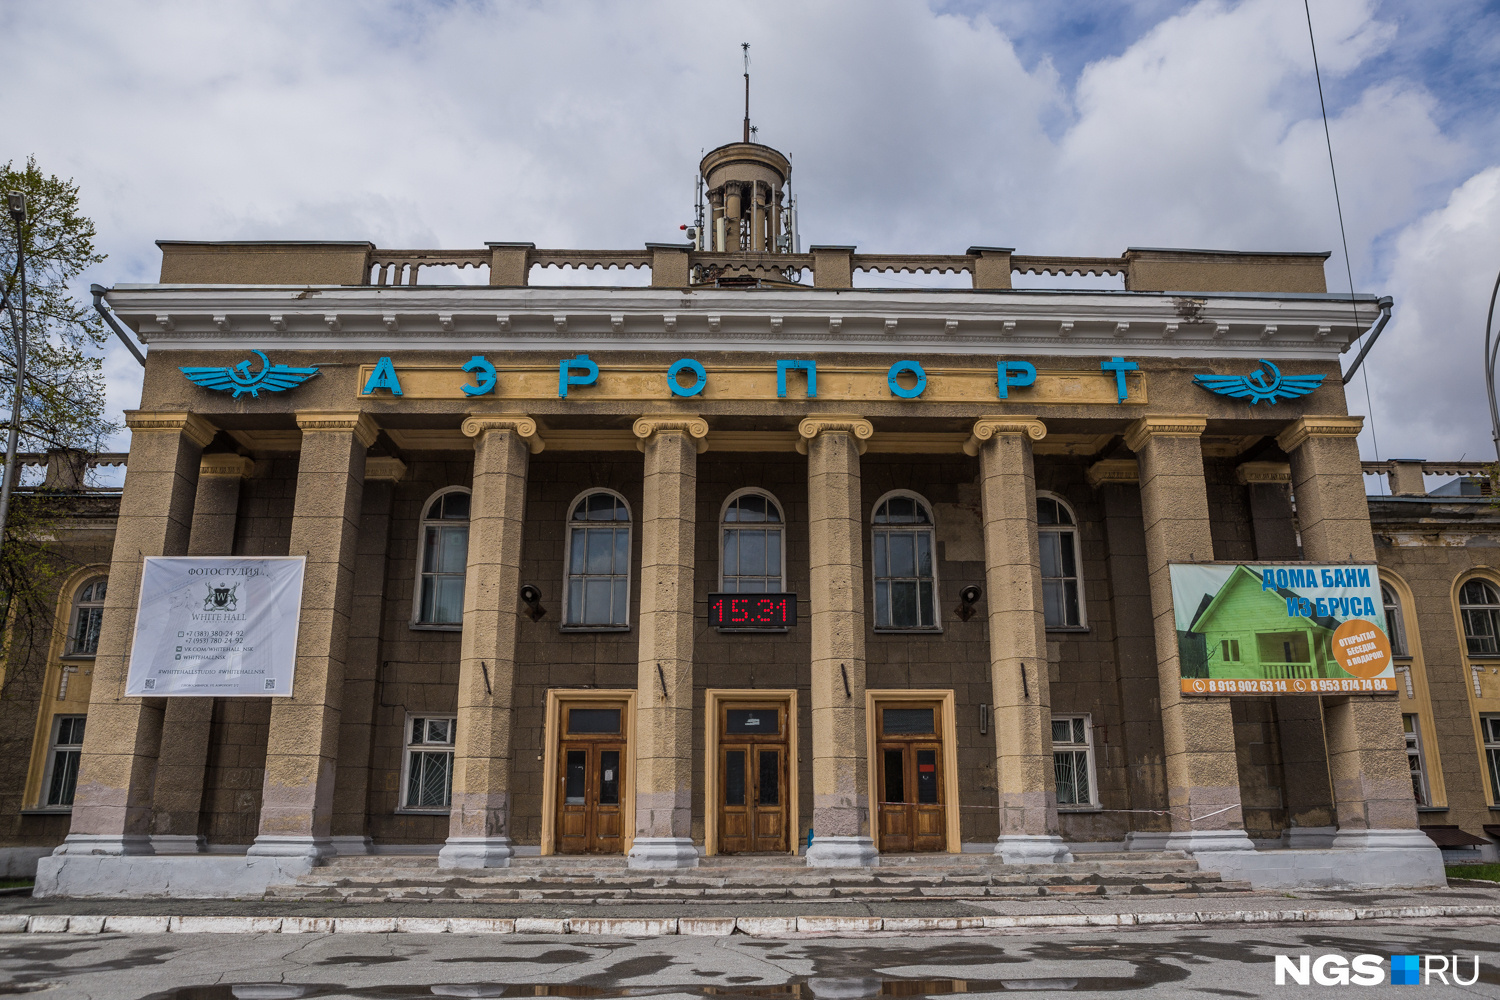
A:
555 703 626 855
716 702 789 854
874 703 946 853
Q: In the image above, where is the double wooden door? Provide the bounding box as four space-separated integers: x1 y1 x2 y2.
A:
716 702 789 854
555 702 626 855
874 702 946 853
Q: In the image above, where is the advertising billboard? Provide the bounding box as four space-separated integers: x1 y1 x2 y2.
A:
125 556 306 697
1170 563 1394 696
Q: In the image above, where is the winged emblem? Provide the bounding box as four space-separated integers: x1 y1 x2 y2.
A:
1192 360 1324 405
180 350 319 398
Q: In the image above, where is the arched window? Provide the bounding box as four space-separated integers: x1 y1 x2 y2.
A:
413 488 470 626
1382 582 1409 657
65 577 107 657
1037 495 1083 629
564 490 631 628
1461 578 1500 656
872 492 938 630
720 490 785 593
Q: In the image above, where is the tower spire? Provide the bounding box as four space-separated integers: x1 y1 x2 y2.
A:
742 42 751 144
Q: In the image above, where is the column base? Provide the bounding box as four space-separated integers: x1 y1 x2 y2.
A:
1163 829 1256 854
1122 831 1174 852
52 834 153 857
329 836 375 857
626 837 699 869
805 836 879 868
994 834 1073 864
1282 826 1338 849
438 837 514 869
149 834 207 855
1331 827 1442 852
246 836 335 860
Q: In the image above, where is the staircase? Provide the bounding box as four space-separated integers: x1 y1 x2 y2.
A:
265 851 1256 904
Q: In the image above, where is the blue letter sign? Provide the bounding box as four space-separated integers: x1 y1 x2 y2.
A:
667 358 707 397
996 361 1037 399
887 360 927 398
462 355 496 396
362 356 403 396
558 354 599 397
1100 356 1138 403
777 360 817 398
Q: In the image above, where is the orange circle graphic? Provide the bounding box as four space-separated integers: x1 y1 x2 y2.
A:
1332 618 1392 680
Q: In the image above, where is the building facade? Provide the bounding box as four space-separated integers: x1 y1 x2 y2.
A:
8 137 1489 896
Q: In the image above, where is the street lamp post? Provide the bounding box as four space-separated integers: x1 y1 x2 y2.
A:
1486 265 1500 463
0 191 29 566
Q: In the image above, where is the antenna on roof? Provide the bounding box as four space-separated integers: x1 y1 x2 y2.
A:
742 42 751 143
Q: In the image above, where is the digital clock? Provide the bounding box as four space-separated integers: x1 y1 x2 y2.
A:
708 593 798 629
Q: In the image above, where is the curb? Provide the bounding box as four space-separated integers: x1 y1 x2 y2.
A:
5 905 1500 937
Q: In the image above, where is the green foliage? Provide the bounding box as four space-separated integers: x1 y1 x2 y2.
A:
1447 863 1500 882
1 155 117 457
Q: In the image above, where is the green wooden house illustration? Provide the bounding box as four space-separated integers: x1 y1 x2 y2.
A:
1177 565 1345 681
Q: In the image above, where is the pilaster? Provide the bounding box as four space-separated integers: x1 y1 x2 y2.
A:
1124 415 1254 852
56 411 215 856
801 414 878 867
249 412 376 859
627 415 703 869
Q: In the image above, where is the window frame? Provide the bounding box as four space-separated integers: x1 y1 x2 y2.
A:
62 576 108 660
1036 492 1087 631
398 713 457 813
1401 713 1429 808
869 490 941 633
1483 715 1500 805
718 488 788 594
39 713 86 810
410 486 472 631
1051 713 1098 809
1382 582 1410 658
1460 576 1500 658
561 488 633 632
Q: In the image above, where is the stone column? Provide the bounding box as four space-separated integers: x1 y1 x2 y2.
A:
1124 416 1254 853
627 414 707 869
966 417 1071 863
1237 458 1336 845
150 453 253 853
1088 459 1171 846
55 411 215 856
248 412 377 860
1278 416 1429 857
330 456 406 857
799 415 878 867
439 418 541 869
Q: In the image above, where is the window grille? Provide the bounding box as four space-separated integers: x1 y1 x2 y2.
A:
1052 714 1096 807
402 715 456 810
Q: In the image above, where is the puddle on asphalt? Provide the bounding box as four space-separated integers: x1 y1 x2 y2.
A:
130 972 1183 999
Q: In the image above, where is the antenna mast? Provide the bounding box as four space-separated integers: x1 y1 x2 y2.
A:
742 42 751 143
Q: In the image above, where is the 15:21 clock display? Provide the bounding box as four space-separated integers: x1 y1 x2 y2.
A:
708 593 798 629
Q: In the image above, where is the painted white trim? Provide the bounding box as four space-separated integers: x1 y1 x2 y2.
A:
870 490 941 633
1037 491 1087 630
411 486 471 628
399 713 457 812
107 285 1377 360
39 713 86 809
562 488 633 630
717 488 787 593
1051 712 1099 809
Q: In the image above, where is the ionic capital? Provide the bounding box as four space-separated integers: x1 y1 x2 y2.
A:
1275 415 1364 454
963 415 1046 456
365 456 408 481
1235 460 1292 485
1123 415 1208 453
295 411 380 448
633 414 709 453
462 413 544 454
1085 458 1139 488
124 411 217 449
796 414 874 455
198 454 254 478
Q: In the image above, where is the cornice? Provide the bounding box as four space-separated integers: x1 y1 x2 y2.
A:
1086 458 1140 488
632 414 710 454
1123 415 1208 453
109 285 1379 361
294 411 380 448
198 454 253 478
1275 415 1364 454
796 415 875 455
1236 460 1292 485
124 411 217 449
364 456 408 481
963 416 1047 456
460 414 545 454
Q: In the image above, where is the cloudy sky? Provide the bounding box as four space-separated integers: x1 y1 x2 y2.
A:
3 0 1497 475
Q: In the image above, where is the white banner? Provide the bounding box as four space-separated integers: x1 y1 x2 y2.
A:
125 556 306 697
